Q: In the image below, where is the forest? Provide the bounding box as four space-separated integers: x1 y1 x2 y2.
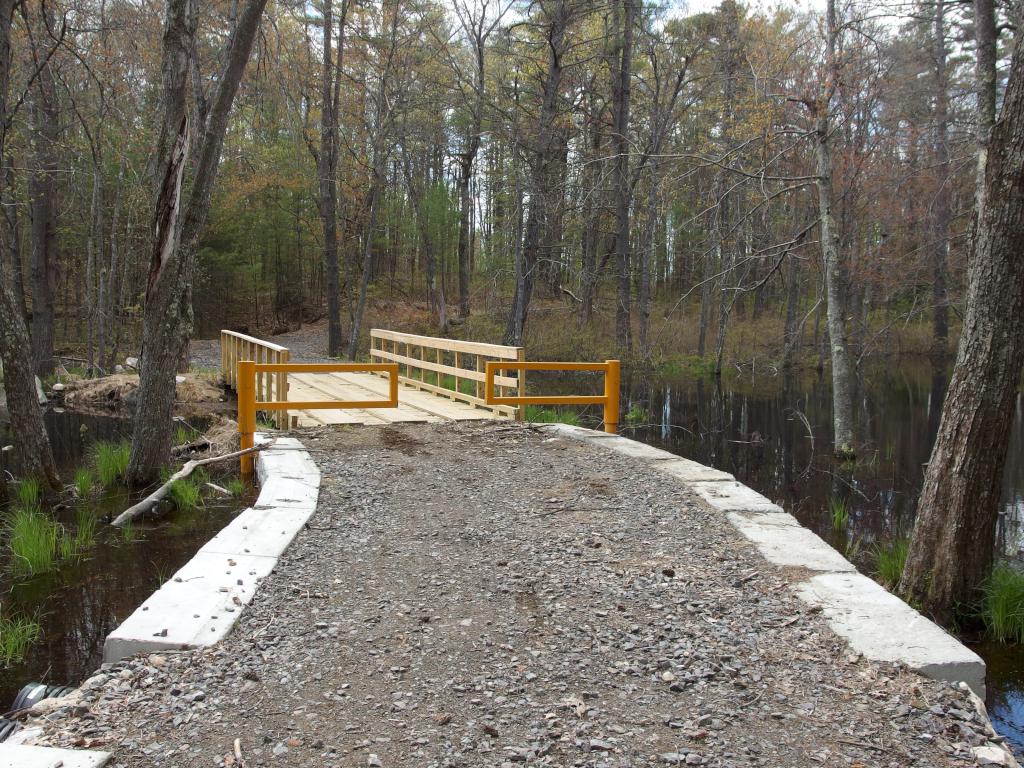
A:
0 0 1022 621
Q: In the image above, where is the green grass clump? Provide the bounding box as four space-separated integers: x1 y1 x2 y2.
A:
92 441 131 488
981 563 1024 644
174 424 191 446
874 538 908 588
72 507 99 553
0 612 41 665
168 478 203 511
625 404 650 426
15 478 41 510
828 496 849 531
7 508 60 576
73 468 94 499
225 478 245 497
524 406 581 426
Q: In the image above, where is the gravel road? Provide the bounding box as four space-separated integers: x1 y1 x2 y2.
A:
190 323 333 371
26 423 997 767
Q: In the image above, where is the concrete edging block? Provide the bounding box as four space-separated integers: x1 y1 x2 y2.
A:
0 744 111 767
102 436 320 663
543 423 987 696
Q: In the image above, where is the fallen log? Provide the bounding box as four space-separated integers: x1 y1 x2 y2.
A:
110 441 273 527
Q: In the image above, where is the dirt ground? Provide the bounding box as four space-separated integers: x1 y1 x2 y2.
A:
23 423 997 767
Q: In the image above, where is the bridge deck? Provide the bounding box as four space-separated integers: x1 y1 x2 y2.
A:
285 371 507 427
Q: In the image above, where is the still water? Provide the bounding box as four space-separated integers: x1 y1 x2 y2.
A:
605 359 1023 752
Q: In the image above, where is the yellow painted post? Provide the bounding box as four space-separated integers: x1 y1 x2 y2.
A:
389 362 399 405
238 360 256 476
278 349 290 430
515 348 526 421
604 359 620 434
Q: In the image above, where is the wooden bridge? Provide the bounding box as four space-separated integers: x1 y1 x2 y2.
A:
220 328 527 428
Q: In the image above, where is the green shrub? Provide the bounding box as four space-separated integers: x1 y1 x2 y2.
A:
625 405 650 426
169 478 203 511
524 406 581 426
15 478 41 511
73 469 94 499
7 508 59 576
92 441 131 488
874 538 908 588
828 496 849 531
0 612 41 665
981 563 1024 644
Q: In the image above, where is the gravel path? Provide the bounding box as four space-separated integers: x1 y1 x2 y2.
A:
27 423 994 767
190 323 333 370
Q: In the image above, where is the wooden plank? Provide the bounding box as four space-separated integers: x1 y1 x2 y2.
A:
371 347 519 387
222 330 288 354
290 374 437 425
339 372 505 422
371 328 522 359
286 378 372 424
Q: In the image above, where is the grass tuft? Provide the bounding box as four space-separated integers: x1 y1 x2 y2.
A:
91 441 131 488
828 495 849 531
225 478 245 497
874 538 908 588
981 563 1024 644
169 477 203 511
0 612 41 666
15 478 41 511
625 404 650 426
73 468 94 499
7 508 60 576
524 405 580 426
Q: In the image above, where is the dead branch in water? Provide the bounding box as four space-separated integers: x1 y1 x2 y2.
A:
110 441 273 527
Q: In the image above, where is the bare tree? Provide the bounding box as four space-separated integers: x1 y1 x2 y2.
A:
900 32 1024 621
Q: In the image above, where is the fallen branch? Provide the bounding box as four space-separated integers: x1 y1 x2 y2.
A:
111 441 272 527
170 438 211 456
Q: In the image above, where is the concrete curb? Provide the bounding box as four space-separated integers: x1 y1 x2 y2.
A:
103 435 320 662
0 743 111 767
540 423 987 697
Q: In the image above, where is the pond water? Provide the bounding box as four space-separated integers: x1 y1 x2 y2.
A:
535 358 1024 753
0 410 252 709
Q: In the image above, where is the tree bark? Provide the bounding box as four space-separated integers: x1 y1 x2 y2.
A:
127 0 268 486
0 0 58 486
973 0 997 216
814 0 856 457
929 0 950 356
611 0 636 353
899 35 1024 621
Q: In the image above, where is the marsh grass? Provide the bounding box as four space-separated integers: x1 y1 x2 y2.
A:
15 478 41 510
8 508 60 576
174 424 191 446
169 477 203 511
625 404 650 426
120 520 138 542
73 468 94 499
524 406 580 426
981 563 1024 644
72 507 99 552
225 478 245 497
828 496 850 531
0 612 41 665
92 441 131 488
874 538 909 588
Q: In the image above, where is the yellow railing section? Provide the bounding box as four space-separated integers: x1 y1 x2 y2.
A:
370 328 524 419
221 330 291 429
236 360 399 475
483 360 621 434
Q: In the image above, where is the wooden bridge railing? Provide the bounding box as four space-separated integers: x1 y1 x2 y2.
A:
221 330 290 429
369 329 524 419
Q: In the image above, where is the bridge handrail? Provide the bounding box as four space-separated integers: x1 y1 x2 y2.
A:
484 359 621 434
221 330 291 428
369 329 524 419
236 360 399 475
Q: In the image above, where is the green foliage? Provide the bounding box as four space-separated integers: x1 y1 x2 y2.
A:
72 507 99 553
625 404 650 426
73 468 94 499
658 355 717 378
120 520 138 542
92 441 131 488
174 425 191 446
225 478 245 497
0 611 41 666
524 406 580 426
15 478 41 511
828 496 849 531
981 563 1024 644
874 538 909 588
7 508 60 576
169 478 203 511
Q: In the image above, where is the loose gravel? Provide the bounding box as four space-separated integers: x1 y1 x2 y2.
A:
190 324 333 371
23 423 1000 766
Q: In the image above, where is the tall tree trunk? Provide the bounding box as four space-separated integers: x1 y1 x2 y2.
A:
611 0 636 353
127 0 269 486
900 37 1024 621
28 30 60 378
348 157 383 359
814 0 856 458
930 0 950 356
1 158 25 320
637 157 657 357
973 0 997 215
0 0 58 486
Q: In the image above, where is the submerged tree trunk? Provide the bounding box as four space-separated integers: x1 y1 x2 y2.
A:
127 0 268 487
900 37 1024 621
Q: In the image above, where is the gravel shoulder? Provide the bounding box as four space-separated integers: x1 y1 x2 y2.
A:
25 422 995 767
